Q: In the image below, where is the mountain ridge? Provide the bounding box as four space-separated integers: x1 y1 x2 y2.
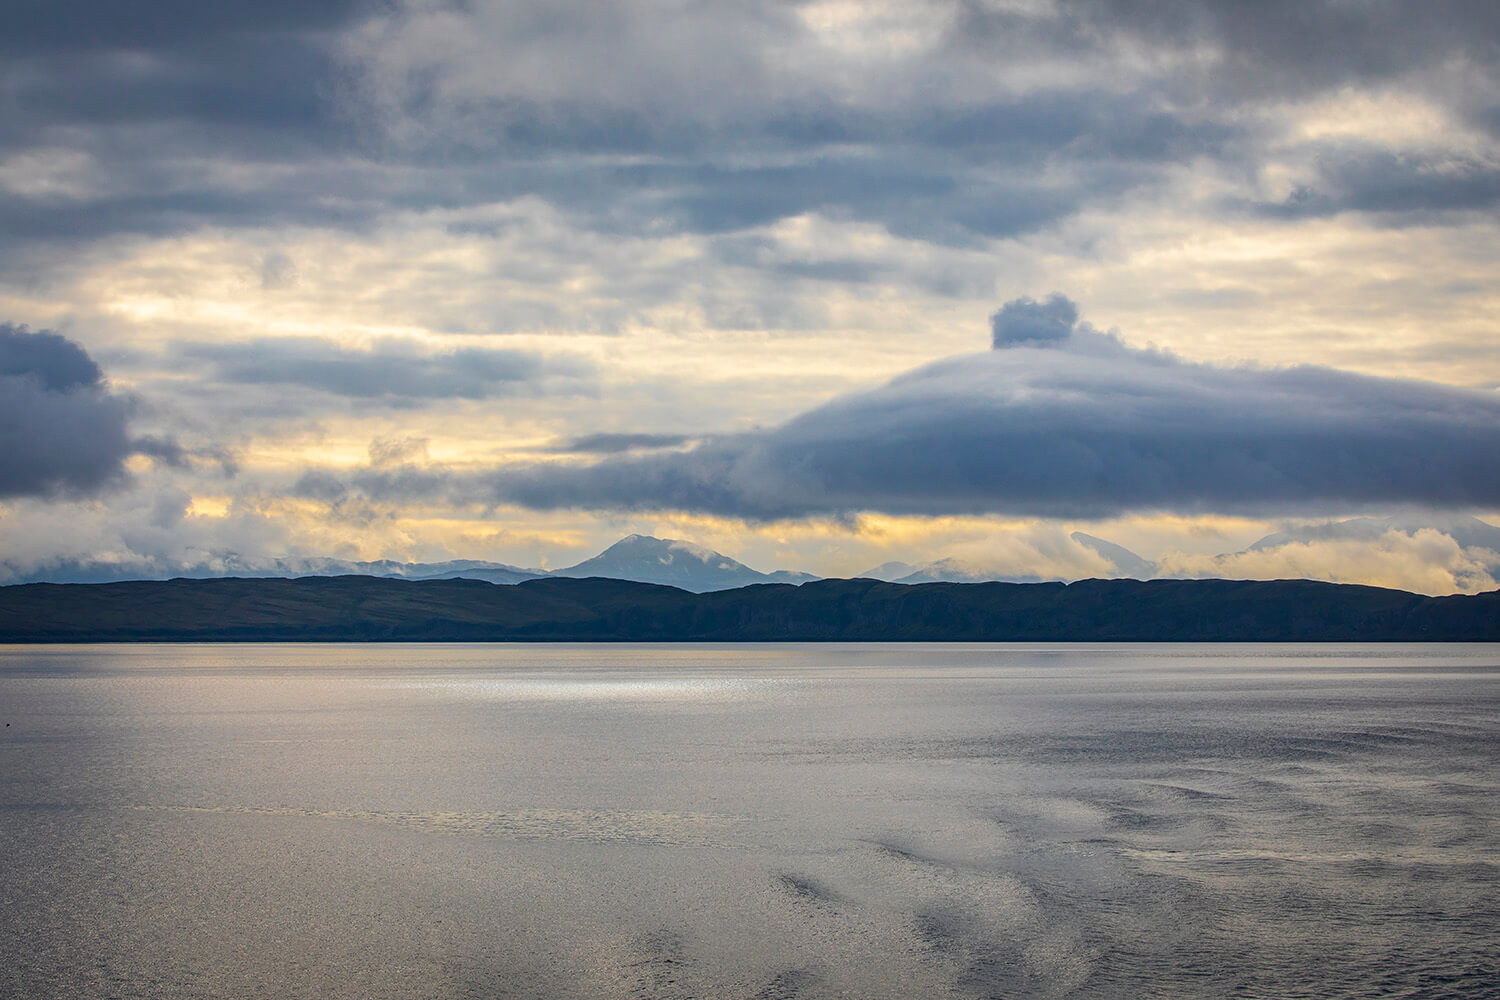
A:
549 534 818 591
6 516 1499 594
1 574 1495 643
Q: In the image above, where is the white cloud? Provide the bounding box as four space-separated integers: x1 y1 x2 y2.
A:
1157 529 1498 596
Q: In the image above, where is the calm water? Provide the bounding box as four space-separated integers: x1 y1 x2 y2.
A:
1 643 1497 999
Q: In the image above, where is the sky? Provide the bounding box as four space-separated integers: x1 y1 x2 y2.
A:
2 0 1499 594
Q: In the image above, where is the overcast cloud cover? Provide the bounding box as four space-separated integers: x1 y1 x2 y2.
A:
1 0 1498 592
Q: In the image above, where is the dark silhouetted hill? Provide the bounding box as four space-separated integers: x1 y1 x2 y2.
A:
0 576 1495 642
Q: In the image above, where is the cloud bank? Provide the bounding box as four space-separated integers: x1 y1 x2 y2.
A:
0 323 137 498
8 0 1497 264
459 297 1500 519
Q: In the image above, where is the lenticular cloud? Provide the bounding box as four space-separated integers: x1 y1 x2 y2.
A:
464 297 1500 519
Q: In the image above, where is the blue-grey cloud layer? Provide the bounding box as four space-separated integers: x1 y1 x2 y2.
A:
556 433 693 454
0 324 136 497
311 296 1500 519
177 338 594 402
4 0 1495 262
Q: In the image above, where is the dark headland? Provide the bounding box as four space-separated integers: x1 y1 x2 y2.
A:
1 575 1496 642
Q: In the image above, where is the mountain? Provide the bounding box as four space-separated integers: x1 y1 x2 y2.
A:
857 561 921 582
550 534 818 592
891 558 1042 584
0 555 546 587
11 519 1491 593
0 535 803 591
763 569 823 585
1070 532 1158 578
871 533 1156 585
409 563 545 585
2 575 1495 642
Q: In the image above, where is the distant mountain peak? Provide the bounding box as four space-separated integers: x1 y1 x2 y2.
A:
552 534 816 592
857 561 920 582
893 558 1027 584
1070 531 1158 579
596 534 726 564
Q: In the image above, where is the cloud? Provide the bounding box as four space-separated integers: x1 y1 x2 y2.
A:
0 0 1270 259
1157 529 1498 597
0 321 103 389
0 0 369 137
259 251 298 289
3 0 1493 273
894 525 1120 584
176 337 595 401
1248 513 1500 556
2 2 1495 595
990 293 1080 347
0 0 369 55
0 0 375 259
0 487 315 585
437 296 1500 519
556 433 693 454
1023 0 1500 102
0 323 140 498
1255 145 1500 223
368 435 430 467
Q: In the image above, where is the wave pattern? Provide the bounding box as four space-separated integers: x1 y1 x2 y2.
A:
0 643 1497 998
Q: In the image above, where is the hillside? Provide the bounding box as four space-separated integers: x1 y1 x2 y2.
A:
0 576 1496 642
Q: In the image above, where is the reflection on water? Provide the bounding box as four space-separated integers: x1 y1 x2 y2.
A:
1 643 1498 998
381 675 801 702
131 803 745 847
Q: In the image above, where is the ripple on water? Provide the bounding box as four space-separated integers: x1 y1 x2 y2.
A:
131 803 747 848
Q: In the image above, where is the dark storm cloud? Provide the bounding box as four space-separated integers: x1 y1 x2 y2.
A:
402 296 1500 520
0 323 137 498
176 338 594 401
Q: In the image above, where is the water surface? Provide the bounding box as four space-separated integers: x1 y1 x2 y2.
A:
2 643 1497 998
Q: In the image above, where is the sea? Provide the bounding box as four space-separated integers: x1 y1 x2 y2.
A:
1 642 1497 999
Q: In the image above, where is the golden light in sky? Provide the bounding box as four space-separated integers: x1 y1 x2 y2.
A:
2 0 1498 594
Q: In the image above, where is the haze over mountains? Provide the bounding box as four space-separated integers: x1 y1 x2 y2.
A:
4 518 1498 596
